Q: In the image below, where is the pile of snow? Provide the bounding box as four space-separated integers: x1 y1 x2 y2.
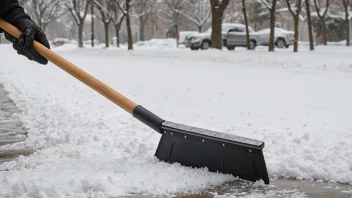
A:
0 45 351 197
299 40 348 46
134 38 178 49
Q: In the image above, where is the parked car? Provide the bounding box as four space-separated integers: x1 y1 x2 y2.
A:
255 28 295 48
177 31 198 45
184 23 252 50
225 25 259 50
52 38 71 46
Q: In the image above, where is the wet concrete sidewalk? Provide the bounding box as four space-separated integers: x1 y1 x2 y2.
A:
0 84 351 198
120 178 352 198
0 84 32 163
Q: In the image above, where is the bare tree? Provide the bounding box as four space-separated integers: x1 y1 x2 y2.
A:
109 0 126 47
92 0 112 48
91 3 95 47
28 0 66 32
242 0 251 49
209 0 231 49
175 0 211 32
259 0 279 51
133 0 156 41
65 0 90 48
306 0 314 50
115 0 133 49
313 0 335 45
250 1 270 31
342 0 350 46
164 0 188 47
223 0 242 23
286 0 305 52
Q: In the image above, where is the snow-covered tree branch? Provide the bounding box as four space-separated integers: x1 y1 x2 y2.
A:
28 0 66 32
133 0 157 41
105 0 126 47
64 0 90 47
92 0 113 47
163 0 188 25
313 0 335 45
112 0 133 49
223 0 243 23
286 0 305 52
174 0 211 32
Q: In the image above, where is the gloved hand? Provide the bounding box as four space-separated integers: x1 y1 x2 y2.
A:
2 18 50 65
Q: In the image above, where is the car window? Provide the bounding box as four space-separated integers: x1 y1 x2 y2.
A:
238 27 245 32
233 27 245 32
228 28 237 32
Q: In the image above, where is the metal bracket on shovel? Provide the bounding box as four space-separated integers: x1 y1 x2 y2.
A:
0 19 270 185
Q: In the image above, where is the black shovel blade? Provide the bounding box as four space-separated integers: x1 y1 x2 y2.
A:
155 121 270 184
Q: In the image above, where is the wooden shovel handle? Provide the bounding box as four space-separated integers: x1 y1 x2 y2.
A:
0 18 138 114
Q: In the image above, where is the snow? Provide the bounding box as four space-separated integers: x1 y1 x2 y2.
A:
178 31 198 44
134 38 178 49
256 27 294 34
0 43 352 197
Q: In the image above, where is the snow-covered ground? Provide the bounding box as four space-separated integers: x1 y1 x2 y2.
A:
0 41 351 197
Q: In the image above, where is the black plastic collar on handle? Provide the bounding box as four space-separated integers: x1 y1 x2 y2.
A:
133 105 165 134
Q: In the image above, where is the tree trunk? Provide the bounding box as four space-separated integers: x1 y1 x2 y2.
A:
174 13 179 48
197 25 202 32
210 10 223 49
115 26 120 47
344 3 350 46
346 19 350 46
104 22 109 48
115 15 125 47
91 3 94 47
139 18 145 41
38 18 43 32
268 0 277 51
126 1 133 50
293 16 299 52
78 22 84 48
175 24 179 47
269 11 275 51
305 0 314 50
42 23 48 33
242 0 250 50
322 19 327 45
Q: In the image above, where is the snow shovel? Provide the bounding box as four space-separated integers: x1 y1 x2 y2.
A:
0 19 270 184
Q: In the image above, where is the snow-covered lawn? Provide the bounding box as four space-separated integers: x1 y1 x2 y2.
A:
0 42 351 197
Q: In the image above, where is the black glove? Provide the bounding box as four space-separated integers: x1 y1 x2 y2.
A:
3 18 50 65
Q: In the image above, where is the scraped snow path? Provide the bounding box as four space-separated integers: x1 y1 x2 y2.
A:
0 45 351 197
